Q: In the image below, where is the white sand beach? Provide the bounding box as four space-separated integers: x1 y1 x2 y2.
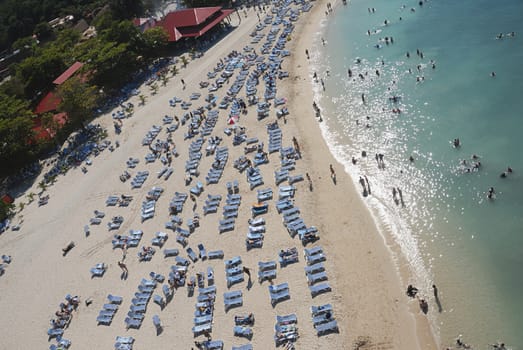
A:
0 1 437 349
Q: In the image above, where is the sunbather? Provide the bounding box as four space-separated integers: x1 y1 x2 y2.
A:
62 241 75 256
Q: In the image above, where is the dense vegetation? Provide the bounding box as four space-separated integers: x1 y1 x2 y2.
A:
0 0 228 220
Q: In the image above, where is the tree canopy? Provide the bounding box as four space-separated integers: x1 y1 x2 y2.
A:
57 77 99 131
0 94 38 177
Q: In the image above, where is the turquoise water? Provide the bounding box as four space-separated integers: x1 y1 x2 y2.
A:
312 0 523 348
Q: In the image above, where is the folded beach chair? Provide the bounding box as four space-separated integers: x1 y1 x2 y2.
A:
187 247 198 262
234 326 253 340
153 315 162 335
208 250 224 260
309 282 332 298
164 248 179 258
198 243 207 260
176 235 188 247
153 294 165 309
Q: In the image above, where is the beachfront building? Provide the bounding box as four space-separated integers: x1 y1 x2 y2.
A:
134 6 236 49
32 62 84 140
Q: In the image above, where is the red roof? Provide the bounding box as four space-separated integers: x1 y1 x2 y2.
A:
34 91 61 114
53 61 84 85
31 113 68 141
1 194 14 205
157 7 234 42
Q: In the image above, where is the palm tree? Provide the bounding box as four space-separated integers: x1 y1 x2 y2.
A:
150 83 159 95
170 65 178 77
180 55 188 68
139 94 147 105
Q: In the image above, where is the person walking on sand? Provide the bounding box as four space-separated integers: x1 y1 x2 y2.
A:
118 261 128 279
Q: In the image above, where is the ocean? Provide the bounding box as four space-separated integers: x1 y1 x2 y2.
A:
310 0 523 348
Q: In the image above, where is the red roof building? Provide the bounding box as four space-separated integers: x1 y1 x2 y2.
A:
52 61 84 85
154 7 235 42
34 91 61 115
32 61 83 140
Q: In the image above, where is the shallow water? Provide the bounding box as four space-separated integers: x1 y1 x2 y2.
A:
312 0 523 348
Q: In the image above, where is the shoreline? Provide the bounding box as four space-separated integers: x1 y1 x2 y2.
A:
281 0 438 348
0 1 437 349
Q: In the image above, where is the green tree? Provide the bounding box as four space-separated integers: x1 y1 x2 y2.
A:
85 40 140 89
0 93 37 177
170 65 178 77
180 55 189 68
141 27 169 60
34 22 53 41
0 201 14 221
16 49 66 97
57 77 99 130
109 0 144 20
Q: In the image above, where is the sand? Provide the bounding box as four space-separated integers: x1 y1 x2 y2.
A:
0 1 437 349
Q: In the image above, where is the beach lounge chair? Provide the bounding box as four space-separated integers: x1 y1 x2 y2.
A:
309 282 332 298
258 269 276 283
224 290 243 312
198 340 223 350
304 262 325 276
90 263 107 278
125 317 142 329
232 344 252 350
305 252 326 265
315 320 339 336
304 246 323 257
175 256 190 266
176 235 188 247
194 314 213 326
307 271 328 286
227 273 244 288
162 284 172 301
208 250 224 260
192 322 212 337
107 294 123 304
248 217 265 226
279 247 299 267
219 222 235 233
97 314 113 326
234 312 255 326
270 288 290 307
47 328 64 339
234 326 253 340
311 303 333 317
